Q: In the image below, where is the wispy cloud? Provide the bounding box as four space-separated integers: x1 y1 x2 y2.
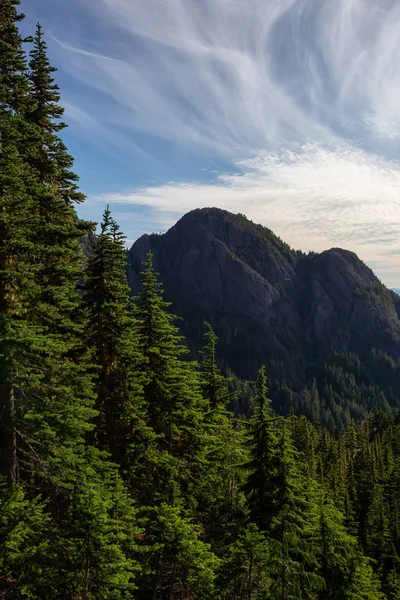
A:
94 141 400 285
48 0 400 284
56 0 400 154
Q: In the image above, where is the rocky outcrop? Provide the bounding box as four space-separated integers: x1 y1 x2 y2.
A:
127 208 400 381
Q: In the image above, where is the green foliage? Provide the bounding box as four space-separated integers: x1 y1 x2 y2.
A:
131 253 207 507
60 471 140 600
197 323 245 550
27 22 84 204
0 0 31 113
0 483 56 598
84 206 146 464
136 504 219 600
0 5 397 600
219 524 271 600
0 8 141 598
309 487 382 600
242 367 280 532
269 421 322 599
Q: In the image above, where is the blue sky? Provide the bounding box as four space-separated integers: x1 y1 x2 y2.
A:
25 0 400 286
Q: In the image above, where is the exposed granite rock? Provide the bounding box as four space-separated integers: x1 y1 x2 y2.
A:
127 208 400 380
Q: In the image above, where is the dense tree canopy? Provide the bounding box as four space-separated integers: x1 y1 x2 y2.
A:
0 5 398 599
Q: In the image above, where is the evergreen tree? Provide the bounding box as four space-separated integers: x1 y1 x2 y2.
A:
198 323 244 550
200 322 234 412
312 486 384 600
59 468 141 600
132 254 216 598
242 366 279 533
220 524 271 600
0 483 57 598
131 252 206 507
270 421 321 600
4 17 98 491
1 15 142 597
27 22 84 204
136 503 219 600
0 0 31 113
84 206 146 464
0 0 38 487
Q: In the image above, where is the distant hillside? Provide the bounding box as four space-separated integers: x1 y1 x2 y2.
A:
128 208 400 429
393 288 400 295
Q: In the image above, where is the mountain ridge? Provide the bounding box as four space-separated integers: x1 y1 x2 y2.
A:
127 207 400 428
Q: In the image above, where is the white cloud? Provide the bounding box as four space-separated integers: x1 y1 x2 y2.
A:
49 0 400 284
56 0 400 154
94 141 400 285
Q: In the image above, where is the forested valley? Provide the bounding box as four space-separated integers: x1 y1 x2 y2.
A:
2 2 400 599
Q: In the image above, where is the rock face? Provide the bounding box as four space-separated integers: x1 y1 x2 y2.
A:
128 208 400 427
128 208 400 365
298 248 400 355
129 208 290 320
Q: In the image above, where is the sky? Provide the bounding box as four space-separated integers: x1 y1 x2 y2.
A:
24 0 400 287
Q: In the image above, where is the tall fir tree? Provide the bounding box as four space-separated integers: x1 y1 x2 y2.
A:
219 523 271 600
0 0 31 114
0 0 43 486
0 15 96 491
84 206 146 464
198 323 244 553
131 252 207 507
1 14 143 597
311 486 384 600
269 421 321 600
242 366 279 533
27 22 84 204
132 254 217 599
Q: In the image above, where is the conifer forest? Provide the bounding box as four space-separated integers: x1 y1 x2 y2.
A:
2 2 400 599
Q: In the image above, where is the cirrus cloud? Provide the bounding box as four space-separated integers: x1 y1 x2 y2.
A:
92 141 400 286
46 0 400 285
56 0 400 154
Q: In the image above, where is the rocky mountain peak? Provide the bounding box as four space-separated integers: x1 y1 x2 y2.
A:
127 208 400 420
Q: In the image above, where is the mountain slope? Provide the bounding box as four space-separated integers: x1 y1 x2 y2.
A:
127 208 400 428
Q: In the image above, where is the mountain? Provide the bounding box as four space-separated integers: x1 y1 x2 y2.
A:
393 288 400 295
127 208 400 429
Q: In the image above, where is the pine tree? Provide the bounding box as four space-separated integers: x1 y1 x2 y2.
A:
131 252 206 507
1 15 142 596
59 468 141 599
200 322 233 412
0 483 57 598
84 206 146 464
343 420 359 536
136 503 219 600
25 28 145 596
354 420 376 547
220 524 271 600
312 486 383 600
0 0 31 114
269 421 321 600
289 413 319 480
0 0 42 486
27 22 84 204
132 255 219 599
4 19 98 491
198 323 242 549
365 483 391 570
242 366 279 533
